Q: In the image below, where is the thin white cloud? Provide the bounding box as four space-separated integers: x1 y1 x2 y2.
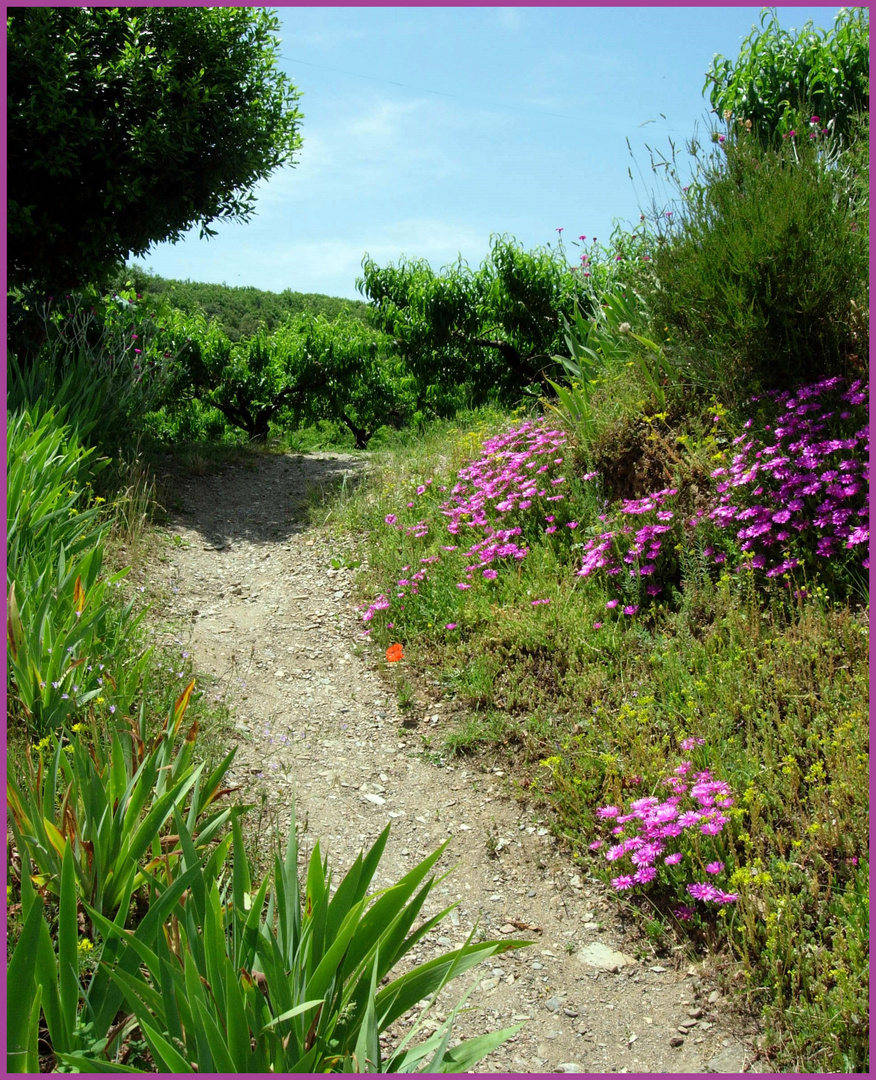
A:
254 92 485 212
494 8 525 32
345 98 424 140
214 218 493 296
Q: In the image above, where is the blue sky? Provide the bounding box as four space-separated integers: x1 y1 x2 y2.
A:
141 4 845 300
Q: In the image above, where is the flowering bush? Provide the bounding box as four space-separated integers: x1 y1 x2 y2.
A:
360 420 596 631
575 377 868 613
363 377 868 640
575 484 684 614
706 376 868 580
588 739 739 918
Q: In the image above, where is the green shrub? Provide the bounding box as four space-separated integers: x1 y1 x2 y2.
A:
358 234 591 410
640 130 868 401
704 7 870 147
6 682 239 922
6 404 154 737
7 287 180 451
51 814 524 1073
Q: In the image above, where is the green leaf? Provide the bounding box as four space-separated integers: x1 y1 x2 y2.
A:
432 1024 523 1073
57 841 80 1051
193 996 238 1073
260 999 326 1033
54 1053 141 1073
138 1016 194 1073
7 899 44 1073
352 952 381 1072
375 939 528 1031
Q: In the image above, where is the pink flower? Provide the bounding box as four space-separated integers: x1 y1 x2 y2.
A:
605 599 619 609
611 875 635 890
705 861 725 875
445 623 457 630
664 852 683 866
687 882 721 902
482 568 498 579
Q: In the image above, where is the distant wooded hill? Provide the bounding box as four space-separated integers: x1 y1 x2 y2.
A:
118 265 372 341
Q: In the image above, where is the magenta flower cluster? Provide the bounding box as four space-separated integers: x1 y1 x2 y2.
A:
708 377 868 573
576 486 679 605
444 421 572 534
362 378 867 632
574 377 868 611
361 421 595 627
590 745 738 911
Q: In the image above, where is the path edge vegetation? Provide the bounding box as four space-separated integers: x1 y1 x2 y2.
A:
6 5 869 1074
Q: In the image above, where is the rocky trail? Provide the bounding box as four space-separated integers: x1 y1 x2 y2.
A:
143 449 766 1075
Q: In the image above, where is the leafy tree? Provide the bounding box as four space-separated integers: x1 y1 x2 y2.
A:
7 6 302 292
358 235 589 411
170 312 406 446
273 315 411 447
704 7 869 146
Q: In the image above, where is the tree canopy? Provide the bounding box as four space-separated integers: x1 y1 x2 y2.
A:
358 235 589 410
704 7 869 145
116 266 372 342
7 6 303 292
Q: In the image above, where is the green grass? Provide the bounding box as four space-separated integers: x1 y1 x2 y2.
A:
326 404 869 1074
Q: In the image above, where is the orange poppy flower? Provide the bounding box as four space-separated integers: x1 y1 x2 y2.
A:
386 643 404 663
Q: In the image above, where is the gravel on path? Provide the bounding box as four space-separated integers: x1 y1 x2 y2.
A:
145 449 767 1075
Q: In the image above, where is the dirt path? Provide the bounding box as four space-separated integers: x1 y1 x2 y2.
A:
145 450 766 1074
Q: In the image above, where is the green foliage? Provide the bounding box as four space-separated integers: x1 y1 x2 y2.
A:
186 320 294 443
704 7 870 146
358 234 589 410
7 6 302 290
7 685 239 923
546 289 683 454
273 313 412 448
5 405 153 736
119 266 373 342
6 406 107 571
53 814 523 1073
330 400 868 1072
7 287 181 451
639 130 868 400
7 844 83 1068
7 883 46 1072
167 310 407 447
